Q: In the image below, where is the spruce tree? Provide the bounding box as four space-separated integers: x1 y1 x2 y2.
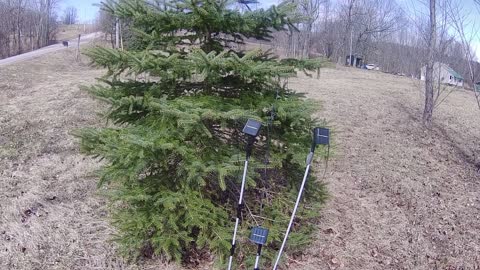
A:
77 0 328 268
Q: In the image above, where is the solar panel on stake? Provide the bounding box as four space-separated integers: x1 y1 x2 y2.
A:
227 119 262 270
314 127 330 146
249 226 269 270
272 127 330 270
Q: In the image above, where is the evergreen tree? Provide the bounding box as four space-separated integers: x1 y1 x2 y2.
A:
76 0 328 268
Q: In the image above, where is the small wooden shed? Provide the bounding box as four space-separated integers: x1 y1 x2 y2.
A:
346 54 363 68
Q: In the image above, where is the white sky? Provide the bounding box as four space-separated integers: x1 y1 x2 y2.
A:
472 42 480 60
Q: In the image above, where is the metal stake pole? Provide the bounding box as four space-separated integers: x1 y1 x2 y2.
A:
253 244 263 270
272 127 329 270
227 158 249 270
228 119 262 270
272 155 313 270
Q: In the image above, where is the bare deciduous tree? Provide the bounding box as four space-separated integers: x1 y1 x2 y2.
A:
253 0 478 117
423 0 436 124
0 0 60 59
299 0 324 57
63 6 77 25
448 0 480 109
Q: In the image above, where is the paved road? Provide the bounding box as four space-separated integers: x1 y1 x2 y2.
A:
0 32 102 66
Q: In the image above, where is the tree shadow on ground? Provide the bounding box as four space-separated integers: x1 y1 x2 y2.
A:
394 101 480 174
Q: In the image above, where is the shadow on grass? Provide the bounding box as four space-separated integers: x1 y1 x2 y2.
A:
394 101 480 174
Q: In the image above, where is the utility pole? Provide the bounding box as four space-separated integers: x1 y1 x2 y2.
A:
120 22 124 50
76 34 81 61
115 18 120 49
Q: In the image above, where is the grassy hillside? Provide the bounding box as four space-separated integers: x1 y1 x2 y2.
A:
290 67 480 269
0 51 479 269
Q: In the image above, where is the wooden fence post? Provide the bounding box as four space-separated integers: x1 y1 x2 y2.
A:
75 34 81 61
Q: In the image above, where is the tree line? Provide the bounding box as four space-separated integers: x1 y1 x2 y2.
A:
0 0 82 60
0 0 61 59
93 0 480 92
63 6 77 25
268 0 479 89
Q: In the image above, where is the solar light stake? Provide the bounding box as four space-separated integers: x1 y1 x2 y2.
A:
272 128 329 270
250 227 269 270
254 245 262 270
227 119 262 270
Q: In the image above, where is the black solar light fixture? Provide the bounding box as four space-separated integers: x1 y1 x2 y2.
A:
227 119 262 270
249 226 269 270
313 127 330 147
273 127 330 270
243 119 262 137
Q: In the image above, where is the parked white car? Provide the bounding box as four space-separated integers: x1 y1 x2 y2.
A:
366 64 375 70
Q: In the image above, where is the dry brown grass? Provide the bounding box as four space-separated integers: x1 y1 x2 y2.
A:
1 51 479 270
287 68 480 269
0 49 185 270
57 24 97 41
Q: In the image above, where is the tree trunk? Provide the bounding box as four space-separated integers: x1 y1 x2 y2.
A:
115 18 119 49
423 0 436 125
303 23 312 58
17 0 23 54
45 0 50 45
287 32 293 57
17 19 22 54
